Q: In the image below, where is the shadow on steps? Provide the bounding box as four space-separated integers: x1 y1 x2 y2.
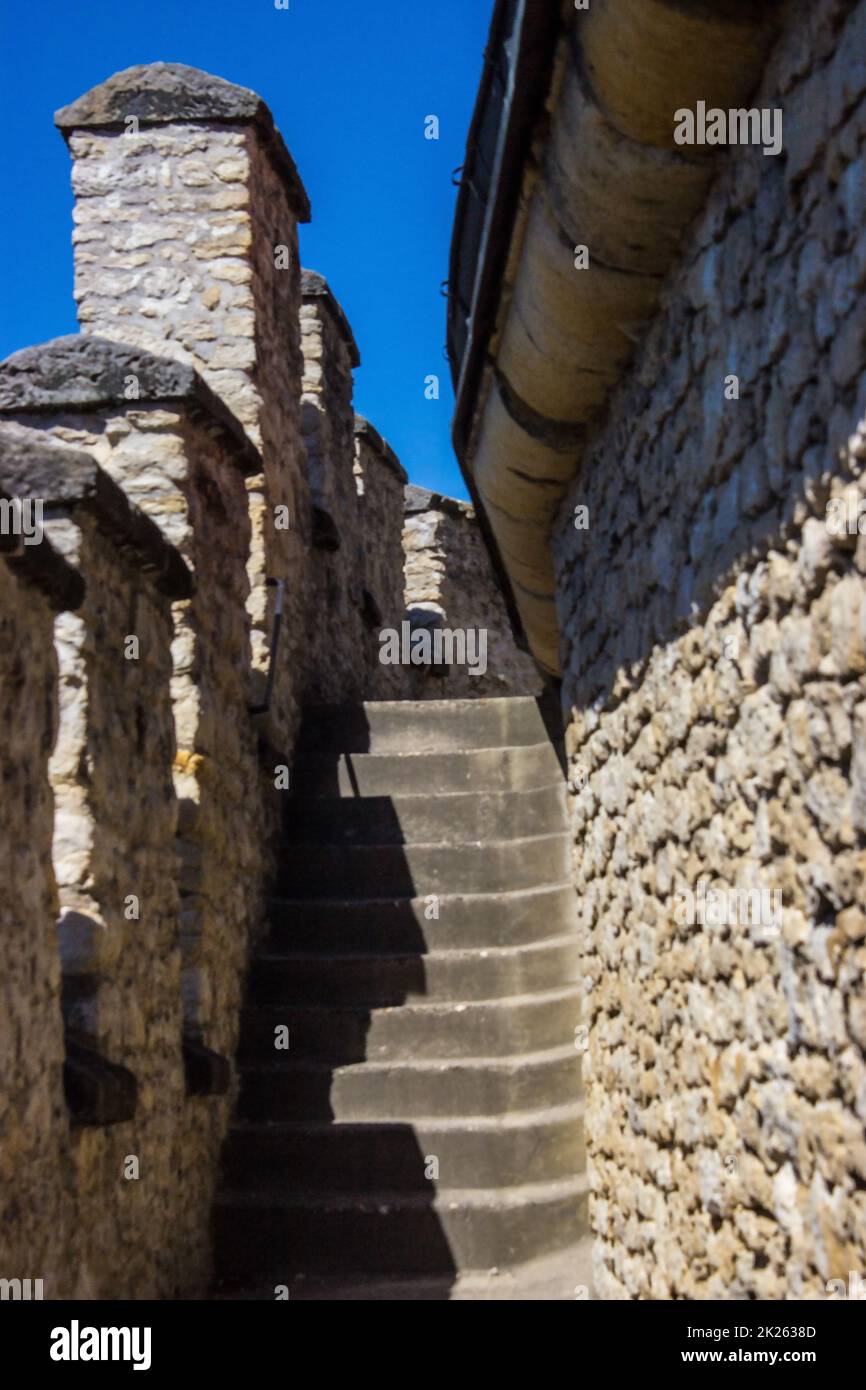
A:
213 711 456 1298
211 696 586 1300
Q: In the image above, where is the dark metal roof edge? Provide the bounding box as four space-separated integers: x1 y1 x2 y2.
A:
446 0 561 655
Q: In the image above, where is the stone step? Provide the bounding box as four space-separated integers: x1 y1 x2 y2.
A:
248 936 579 1006
213 1174 589 1280
237 1044 584 1122
222 1103 585 1191
213 1238 594 1299
237 986 582 1064
290 742 563 798
266 884 577 952
212 691 586 1296
297 697 559 754
282 784 567 846
275 834 571 897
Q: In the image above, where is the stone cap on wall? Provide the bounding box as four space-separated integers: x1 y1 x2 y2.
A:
0 335 263 477
354 415 407 484
301 270 361 368
404 482 473 521
54 62 311 222
0 423 192 601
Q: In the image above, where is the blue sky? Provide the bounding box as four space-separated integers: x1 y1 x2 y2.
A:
0 0 493 499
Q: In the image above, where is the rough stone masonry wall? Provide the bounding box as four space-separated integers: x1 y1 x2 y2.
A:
0 559 72 1294
552 0 866 1299
46 505 179 1054
38 480 201 1300
0 410 251 1298
403 486 544 699
3 392 264 1054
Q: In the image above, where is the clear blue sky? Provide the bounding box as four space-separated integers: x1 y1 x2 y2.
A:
0 0 493 499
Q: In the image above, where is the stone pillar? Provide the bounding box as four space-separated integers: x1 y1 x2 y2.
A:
299 270 367 702
0 336 263 1062
54 62 312 748
353 415 408 697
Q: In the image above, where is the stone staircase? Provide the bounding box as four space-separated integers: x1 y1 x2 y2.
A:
213 697 590 1299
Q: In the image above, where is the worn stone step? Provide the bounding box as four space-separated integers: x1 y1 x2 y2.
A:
222 1103 585 1191
290 742 563 798
297 697 559 754
213 1173 588 1279
266 884 577 952
249 937 579 1006
275 834 571 897
237 986 582 1063
237 1045 584 1122
282 784 567 846
213 1238 594 1299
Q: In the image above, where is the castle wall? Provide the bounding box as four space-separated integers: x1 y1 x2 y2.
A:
0 61 550 1303
0 364 269 1295
551 0 866 1299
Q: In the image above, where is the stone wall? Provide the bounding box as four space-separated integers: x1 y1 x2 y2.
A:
0 350 270 1298
0 497 80 1297
0 420 233 1298
551 0 866 1299
0 338 267 1054
403 484 544 699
